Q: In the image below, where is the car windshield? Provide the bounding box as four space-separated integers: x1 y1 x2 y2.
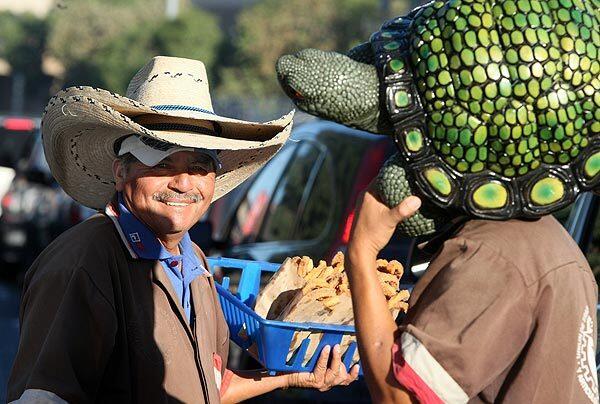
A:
0 128 38 169
25 135 51 174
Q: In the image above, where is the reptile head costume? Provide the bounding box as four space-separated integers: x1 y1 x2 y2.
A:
276 0 600 237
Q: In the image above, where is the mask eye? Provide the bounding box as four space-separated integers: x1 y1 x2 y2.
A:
284 83 304 100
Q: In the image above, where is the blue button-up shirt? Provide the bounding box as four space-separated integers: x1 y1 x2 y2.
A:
114 193 208 324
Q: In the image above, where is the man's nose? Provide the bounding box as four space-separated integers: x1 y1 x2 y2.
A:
168 172 194 193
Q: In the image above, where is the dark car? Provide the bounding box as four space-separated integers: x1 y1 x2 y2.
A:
0 116 39 168
203 119 416 272
0 116 41 211
0 132 95 272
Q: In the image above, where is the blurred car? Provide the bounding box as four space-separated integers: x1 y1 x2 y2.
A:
0 116 41 215
0 132 95 271
202 119 416 273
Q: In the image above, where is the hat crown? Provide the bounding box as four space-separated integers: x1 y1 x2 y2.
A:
125 56 214 113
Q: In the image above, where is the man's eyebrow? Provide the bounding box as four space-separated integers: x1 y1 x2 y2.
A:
191 154 213 163
158 154 213 165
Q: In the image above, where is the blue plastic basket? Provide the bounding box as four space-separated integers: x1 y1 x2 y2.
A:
207 256 360 374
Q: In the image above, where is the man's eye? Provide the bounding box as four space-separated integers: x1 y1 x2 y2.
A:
192 159 215 172
191 165 210 173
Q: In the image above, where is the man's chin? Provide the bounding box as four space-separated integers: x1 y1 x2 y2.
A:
144 204 206 234
161 217 197 233
153 224 195 240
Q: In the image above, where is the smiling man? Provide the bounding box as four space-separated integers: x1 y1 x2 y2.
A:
7 57 358 404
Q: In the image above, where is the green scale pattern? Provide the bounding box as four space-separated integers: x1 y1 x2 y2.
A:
401 0 600 178
276 0 600 231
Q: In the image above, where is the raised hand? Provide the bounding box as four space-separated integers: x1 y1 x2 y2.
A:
349 188 422 260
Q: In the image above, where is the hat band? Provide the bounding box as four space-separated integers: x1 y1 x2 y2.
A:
144 122 219 136
152 104 215 115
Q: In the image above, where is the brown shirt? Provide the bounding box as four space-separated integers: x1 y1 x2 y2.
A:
392 216 599 403
8 214 230 403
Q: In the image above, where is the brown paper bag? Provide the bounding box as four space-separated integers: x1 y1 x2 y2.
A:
254 257 305 319
278 290 354 325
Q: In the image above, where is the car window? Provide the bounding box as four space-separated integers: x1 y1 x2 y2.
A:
314 130 369 207
259 142 322 241
229 144 296 245
0 128 37 169
26 135 51 174
295 155 335 240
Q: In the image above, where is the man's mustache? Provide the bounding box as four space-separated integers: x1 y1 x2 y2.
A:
152 192 202 203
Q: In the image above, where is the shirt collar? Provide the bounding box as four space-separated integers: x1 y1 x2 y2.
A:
105 193 194 261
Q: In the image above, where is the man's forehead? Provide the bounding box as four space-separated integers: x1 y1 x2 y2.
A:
160 150 214 163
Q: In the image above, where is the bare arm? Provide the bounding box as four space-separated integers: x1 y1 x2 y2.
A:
221 345 360 403
220 371 287 404
346 190 421 403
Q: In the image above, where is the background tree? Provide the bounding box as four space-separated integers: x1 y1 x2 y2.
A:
46 0 162 82
212 0 410 120
46 0 221 94
90 8 222 93
217 0 382 98
154 8 222 70
45 0 161 90
0 12 47 97
0 0 411 114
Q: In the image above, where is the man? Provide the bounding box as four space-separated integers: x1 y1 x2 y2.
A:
275 2 600 400
346 191 599 403
8 56 358 403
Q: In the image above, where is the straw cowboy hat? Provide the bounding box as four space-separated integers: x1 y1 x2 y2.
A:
42 55 294 209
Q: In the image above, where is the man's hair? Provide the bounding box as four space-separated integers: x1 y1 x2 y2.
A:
114 135 138 176
115 153 138 176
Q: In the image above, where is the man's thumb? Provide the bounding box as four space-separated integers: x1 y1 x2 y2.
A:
393 196 421 222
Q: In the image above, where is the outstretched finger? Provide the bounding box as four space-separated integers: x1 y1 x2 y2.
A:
314 345 331 378
324 344 344 387
349 364 360 381
338 363 360 386
329 344 342 376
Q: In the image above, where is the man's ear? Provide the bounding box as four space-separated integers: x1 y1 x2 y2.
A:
113 159 125 192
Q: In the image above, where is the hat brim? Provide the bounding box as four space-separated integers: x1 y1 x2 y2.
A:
42 88 294 209
45 86 293 146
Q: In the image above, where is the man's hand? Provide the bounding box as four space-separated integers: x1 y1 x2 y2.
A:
286 344 360 391
349 188 421 260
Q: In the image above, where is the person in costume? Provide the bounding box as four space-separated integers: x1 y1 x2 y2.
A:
276 0 600 401
7 56 359 404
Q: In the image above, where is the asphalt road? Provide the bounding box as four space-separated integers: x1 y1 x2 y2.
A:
0 277 20 403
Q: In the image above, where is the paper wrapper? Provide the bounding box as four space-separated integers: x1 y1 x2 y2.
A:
254 257 305 319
